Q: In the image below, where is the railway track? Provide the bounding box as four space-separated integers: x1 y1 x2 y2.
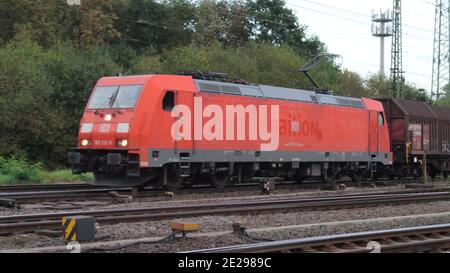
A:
187 223 450 253
0 177 438 207
0 180 400 207
0 182 322 206
0 178 416 194
0 180 447 208
0 183 101 193
1 191 450 234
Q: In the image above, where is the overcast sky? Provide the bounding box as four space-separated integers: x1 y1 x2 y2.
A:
286 0 435 92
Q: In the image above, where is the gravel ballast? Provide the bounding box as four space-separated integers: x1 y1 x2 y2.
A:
3 200 450 252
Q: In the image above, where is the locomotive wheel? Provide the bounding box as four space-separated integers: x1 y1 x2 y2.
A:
294 175 306 183
351 172 362 187
164 165 183 192
322 170 338 190
165 178 183 192
210 171 231 189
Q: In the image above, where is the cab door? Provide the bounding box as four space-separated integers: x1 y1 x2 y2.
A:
369 110 379 156
172 90 195 158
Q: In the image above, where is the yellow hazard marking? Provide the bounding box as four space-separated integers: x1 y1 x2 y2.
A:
64 218 76 241
170 222 200 232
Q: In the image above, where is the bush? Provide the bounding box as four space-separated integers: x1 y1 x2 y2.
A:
0 35 120 168
0 157 44 183
0 157 93 184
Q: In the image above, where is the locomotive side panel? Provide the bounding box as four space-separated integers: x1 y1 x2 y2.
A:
143 87 391 168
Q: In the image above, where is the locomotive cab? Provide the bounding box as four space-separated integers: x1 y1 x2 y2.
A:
68 76 153 186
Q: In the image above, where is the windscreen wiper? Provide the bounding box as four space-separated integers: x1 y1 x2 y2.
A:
108 86 121 109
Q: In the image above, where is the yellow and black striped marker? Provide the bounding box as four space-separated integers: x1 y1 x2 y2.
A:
62 217 77 242
62 216 96 242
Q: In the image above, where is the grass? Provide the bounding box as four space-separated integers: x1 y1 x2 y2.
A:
42 169 93 183
0 156 93 185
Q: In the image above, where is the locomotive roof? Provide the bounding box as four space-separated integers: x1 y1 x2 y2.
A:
194 79 366 109
96 74 368 110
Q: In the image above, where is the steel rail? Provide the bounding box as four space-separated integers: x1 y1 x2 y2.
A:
186 224 450 253
1 191 450 234
1 181 448 206
0 177 424 194
0 183 98 192
0 183 294 204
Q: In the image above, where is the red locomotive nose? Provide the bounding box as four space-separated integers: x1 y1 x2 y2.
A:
77 83 143 150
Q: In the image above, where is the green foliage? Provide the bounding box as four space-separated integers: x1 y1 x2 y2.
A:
333 70 367 97
0 157 92 184
42 170 93 183
136 42 339 89
0 157 43 183
0 34 120 167
436 84 450 107
364 74 430 102
365 74 391 98
194 0 225 46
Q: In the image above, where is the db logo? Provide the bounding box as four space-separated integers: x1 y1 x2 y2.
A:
366 241 382 253
66 241 81 253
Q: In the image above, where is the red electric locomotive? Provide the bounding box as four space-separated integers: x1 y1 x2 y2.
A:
68 72 392 190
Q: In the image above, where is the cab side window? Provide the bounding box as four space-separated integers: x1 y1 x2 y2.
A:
378 112 385 126
162 91 175 111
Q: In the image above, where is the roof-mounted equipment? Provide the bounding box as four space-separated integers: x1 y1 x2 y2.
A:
299 53 341 93
177 71 249 85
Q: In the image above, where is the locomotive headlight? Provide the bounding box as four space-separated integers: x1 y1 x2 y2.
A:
104 114 112 121
81 139 91 146
117 139 128 147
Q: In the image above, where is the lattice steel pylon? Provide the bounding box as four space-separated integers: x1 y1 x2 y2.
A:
390 0 404 99
431 0 450 101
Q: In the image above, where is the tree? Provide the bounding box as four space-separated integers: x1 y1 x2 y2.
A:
0 0 71 47
365 74 430 101
365 74 391 98
437 84 450 107
138 42 339 89
77 0 120 48
161 0 196 49
246 0 323 55
248 0 298 45
217 0 252 46
335 70 368 97
0 33 120 167
402 85 430 102
112 0 195 51
194 0 225 46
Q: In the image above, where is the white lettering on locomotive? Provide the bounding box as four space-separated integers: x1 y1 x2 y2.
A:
171 97 280 151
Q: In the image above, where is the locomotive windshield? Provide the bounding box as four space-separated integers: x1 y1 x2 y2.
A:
88 84 143 109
